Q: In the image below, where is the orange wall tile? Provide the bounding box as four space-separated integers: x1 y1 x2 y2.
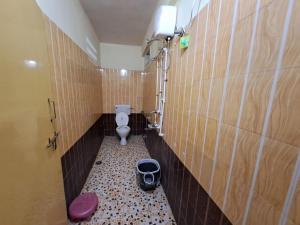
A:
143 0 300 224
102 69 144 113
44 18 103 155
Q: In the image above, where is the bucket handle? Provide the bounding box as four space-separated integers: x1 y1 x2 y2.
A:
143 172 155 185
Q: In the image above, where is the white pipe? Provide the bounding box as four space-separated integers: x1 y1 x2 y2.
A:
155 60 159 111
159 56 163 114
159 47 168 136
153 60 160 124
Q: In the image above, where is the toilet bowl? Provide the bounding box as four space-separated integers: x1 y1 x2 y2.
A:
116 125 131 145
115 105 131 145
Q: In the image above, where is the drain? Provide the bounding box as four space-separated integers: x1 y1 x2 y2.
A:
95 161 102 165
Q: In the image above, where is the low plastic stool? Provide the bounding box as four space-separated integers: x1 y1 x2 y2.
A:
69 192 98 221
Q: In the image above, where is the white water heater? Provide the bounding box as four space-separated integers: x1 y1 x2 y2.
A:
152 5 177 39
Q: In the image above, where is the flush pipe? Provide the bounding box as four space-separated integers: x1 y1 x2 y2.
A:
158 47 169 136
151 59 160 126
158 55 163 113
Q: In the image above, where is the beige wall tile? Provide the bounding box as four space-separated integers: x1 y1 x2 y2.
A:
191 116 206 181
268 69 300 147
250 0 288 73
45 19 102 154
214 28 230 78
203 37 215 79
223 75 244 127
240 72 273 134
200 154 214 192
238 0 257 20
218 0 235 32
225 129 260 224
247 138 299 225
247 194 281 225
229 15 253 77
211 124 236 207
208 78 224 120
143 1 300 224
103 69 144 113
199 78 210 116
288 179 300 225
282 0 300 69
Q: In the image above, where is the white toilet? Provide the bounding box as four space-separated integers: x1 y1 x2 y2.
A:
115 105 131 145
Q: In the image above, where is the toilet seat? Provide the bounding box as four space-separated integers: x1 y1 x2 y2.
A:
116 112 129 127
115 110 130 145
116 125 130 130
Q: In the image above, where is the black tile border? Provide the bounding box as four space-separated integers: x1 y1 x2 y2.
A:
144 123 232 225
61 113 147 210
60 113 232 225
61 116 104 209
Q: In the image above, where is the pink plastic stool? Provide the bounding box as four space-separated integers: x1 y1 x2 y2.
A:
69 192 98 221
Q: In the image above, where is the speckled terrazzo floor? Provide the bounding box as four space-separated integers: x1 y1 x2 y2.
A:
69 135 176 225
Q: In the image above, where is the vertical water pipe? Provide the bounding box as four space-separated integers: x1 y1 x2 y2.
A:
159 47 168 136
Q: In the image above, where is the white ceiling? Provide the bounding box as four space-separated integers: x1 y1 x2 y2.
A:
80 0 159 45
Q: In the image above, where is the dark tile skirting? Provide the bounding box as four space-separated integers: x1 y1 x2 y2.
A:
61 117 104 209
61 113 147 209
144 129 232 225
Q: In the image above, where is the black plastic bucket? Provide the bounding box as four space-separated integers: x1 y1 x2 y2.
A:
136 159 161 191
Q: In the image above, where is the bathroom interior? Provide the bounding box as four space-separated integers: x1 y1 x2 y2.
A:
1 0 299 224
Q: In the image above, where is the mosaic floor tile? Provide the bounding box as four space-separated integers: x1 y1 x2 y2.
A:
69 136 176 225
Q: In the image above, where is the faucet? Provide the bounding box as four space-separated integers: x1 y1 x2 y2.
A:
147 110 160 129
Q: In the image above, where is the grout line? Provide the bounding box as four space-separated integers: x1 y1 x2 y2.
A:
107 68 108 113
221 0 261 213
62 32 72 148
183 8 202 164
242 0 295 224
111 69 113 112
107 69 109 113
278 152 300 225
175 52 188 156
199 0 224 182
168 45 177 145
170 46 180 149
208 0 240 195
177 14 201 222
73 38 80 140
48 21 65 152
190 4 210 173
178 23 195 162
65 35 77 145
56 25 70 150
173 46 184 155
105 70 108 113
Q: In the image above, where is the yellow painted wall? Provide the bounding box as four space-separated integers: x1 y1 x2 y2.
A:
0 1 67 224
144 0 300 224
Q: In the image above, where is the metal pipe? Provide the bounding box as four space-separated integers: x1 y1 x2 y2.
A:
159 47 169 136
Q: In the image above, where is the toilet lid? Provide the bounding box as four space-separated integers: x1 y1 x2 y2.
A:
116 112 129 126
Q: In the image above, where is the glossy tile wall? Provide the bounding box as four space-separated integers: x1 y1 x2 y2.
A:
61 118 104 208
44 18 103 155
145 0 300 225
144 129 232 225
143 62 158 123
102 69 144 113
